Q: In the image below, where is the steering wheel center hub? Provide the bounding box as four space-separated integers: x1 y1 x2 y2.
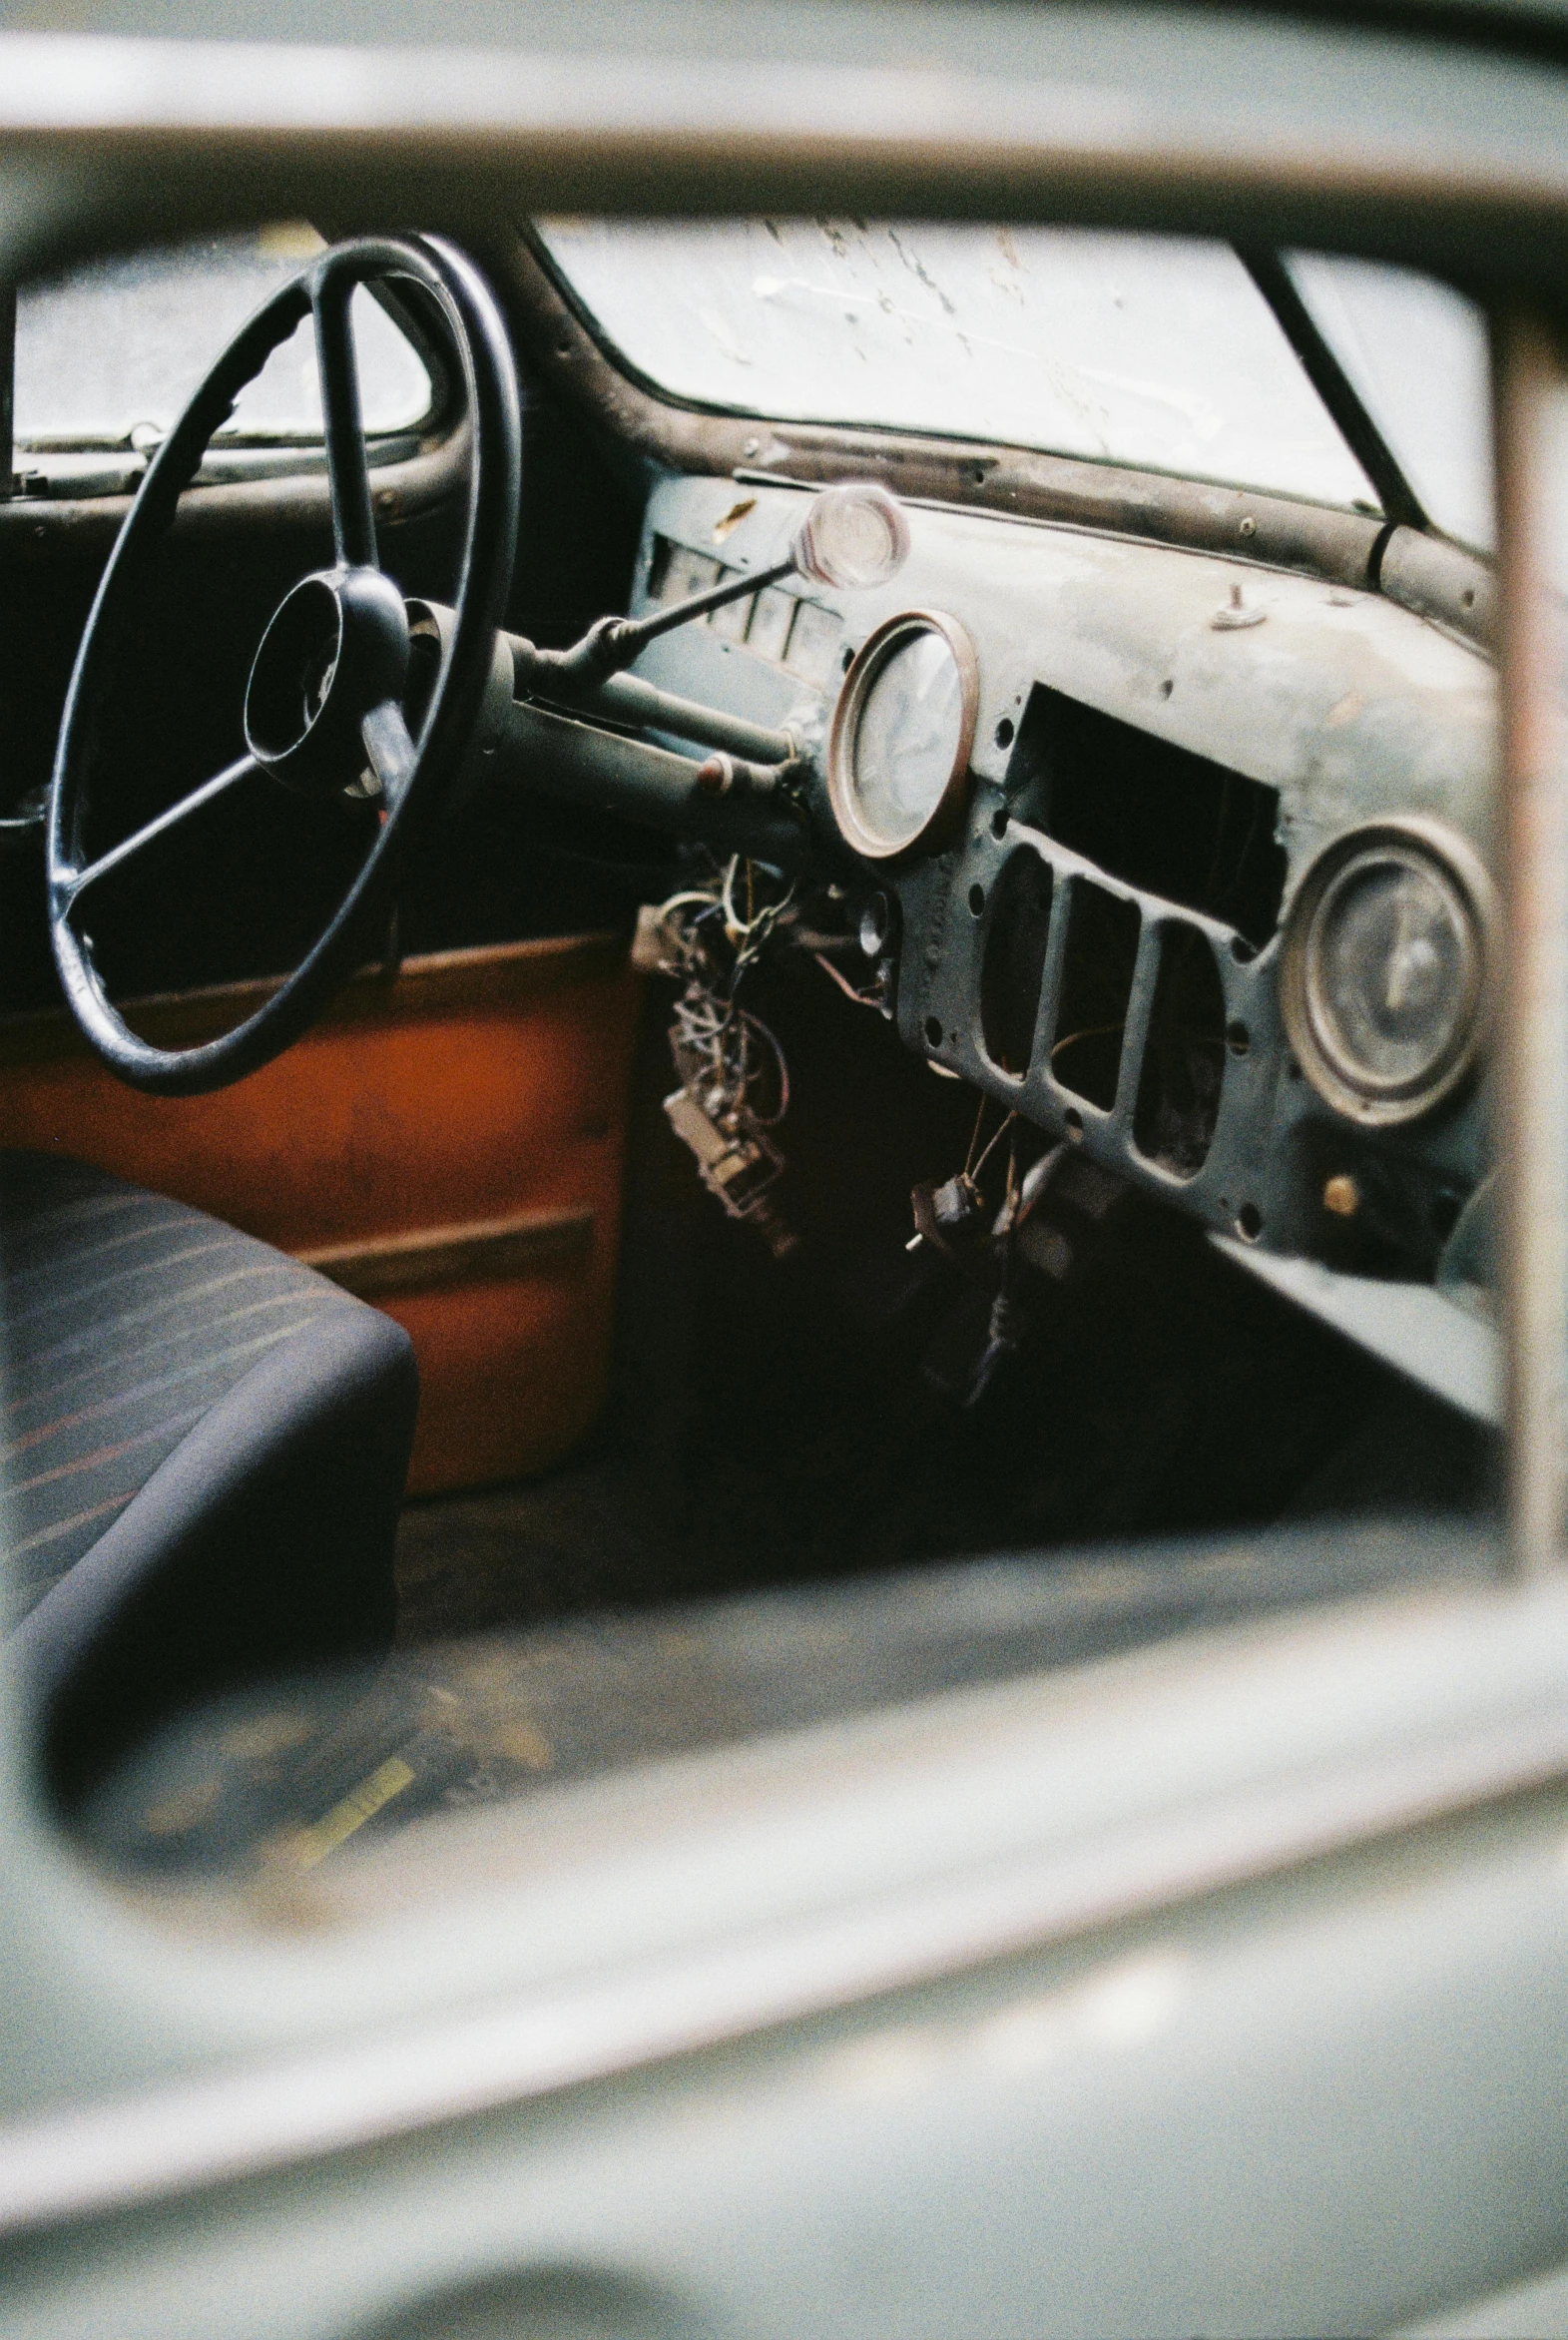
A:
244 566 410 795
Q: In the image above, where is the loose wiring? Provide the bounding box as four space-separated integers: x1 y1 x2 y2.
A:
648 858 797 1130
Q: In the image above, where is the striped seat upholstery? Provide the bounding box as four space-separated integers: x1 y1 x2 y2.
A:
2 1154 363 1625
1 1151 417 1798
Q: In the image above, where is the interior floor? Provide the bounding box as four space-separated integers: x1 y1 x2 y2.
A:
71 953 1496 1885
391 1321 1490 1649
85 1515 1495 1884
395 955 1494 1645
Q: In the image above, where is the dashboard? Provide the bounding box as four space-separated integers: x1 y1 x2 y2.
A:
625 474 1496 1311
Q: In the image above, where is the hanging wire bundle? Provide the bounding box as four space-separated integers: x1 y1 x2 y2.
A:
638 855 804 1257
644 856 795 1130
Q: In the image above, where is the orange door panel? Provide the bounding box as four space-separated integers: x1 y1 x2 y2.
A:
0 935 641 1495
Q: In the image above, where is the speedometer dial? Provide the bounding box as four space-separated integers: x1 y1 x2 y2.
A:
827 611 978 860
1281 819 1492 1125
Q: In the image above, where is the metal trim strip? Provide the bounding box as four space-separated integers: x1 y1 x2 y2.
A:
0 1633 1566 2241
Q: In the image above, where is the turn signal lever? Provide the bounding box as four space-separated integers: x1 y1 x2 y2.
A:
509 480 912 703
407 483 912 860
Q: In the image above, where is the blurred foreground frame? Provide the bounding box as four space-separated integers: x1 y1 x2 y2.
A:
3 0 1568 2294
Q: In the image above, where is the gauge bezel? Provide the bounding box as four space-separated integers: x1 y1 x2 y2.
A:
826 608 979 863
1280 816 1494 1127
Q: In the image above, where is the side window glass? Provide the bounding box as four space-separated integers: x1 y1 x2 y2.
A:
11 226 435 494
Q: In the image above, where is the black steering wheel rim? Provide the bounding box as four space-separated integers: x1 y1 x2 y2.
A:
47 234 521 1097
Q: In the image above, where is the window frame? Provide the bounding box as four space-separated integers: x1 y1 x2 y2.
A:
0 16 1565 2308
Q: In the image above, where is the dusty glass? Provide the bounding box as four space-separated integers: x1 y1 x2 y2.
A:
538 219 1492 536
14 226 433 450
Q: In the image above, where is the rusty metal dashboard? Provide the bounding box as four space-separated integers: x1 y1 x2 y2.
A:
626 471 1499 1394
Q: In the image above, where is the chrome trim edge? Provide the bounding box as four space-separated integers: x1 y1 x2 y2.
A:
1 1658 1566 2242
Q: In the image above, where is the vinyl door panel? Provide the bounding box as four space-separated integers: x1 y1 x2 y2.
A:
0 934 640 1495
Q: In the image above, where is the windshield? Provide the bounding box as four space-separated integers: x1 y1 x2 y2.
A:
536 220 1491 543
14 227 434 451
1285 251 1493 550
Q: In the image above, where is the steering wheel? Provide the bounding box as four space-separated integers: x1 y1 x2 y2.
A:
47 235 521 1096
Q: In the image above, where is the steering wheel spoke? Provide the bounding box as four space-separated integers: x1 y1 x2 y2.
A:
55 753 260 917
311 266 377 572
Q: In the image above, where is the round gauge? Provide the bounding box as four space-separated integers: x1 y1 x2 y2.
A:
827 610 979 860
1281 819 1493 1125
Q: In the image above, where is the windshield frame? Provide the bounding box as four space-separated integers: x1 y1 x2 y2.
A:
523 218 1450 530
503 223 1492 654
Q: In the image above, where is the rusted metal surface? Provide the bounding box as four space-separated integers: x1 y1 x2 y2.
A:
1491 307 1568 1577
636 469 1495 1279
0 411 470 553
1380 523 1500 651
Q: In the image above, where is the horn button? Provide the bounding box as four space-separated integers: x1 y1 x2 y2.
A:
245 567 410 796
